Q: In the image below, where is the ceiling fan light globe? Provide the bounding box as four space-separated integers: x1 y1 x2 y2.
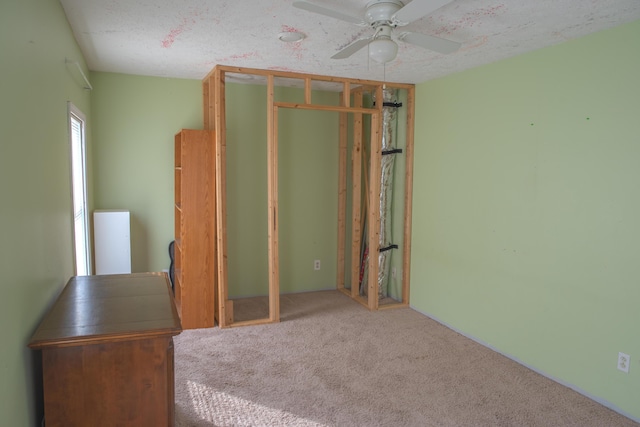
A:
369 37 397 63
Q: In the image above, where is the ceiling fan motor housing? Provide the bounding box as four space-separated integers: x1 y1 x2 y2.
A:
365 0 404 27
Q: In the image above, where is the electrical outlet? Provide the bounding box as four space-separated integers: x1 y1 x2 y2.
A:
617 352 630 373
314 260 321 270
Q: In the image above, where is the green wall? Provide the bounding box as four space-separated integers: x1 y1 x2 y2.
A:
277 104 339 294
90 73 202 272
224 82 269 297
412 19 640 420
0 0 92 425
92 78 341 296
221 84 341 297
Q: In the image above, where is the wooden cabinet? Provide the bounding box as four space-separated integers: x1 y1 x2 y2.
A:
28 273 182 427
174 129 216 329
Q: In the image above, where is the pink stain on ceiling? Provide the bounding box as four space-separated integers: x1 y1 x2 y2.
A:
161 7 208 49
162 20 188 48
281 24 304 34
230 52 260 60
286 42 305 61
433 4 507 36
217 51 262 63
59 0 640 83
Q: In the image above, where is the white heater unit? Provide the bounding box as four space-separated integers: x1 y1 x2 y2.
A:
94 210 131 275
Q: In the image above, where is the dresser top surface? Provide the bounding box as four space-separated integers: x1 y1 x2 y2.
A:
29 272 182 348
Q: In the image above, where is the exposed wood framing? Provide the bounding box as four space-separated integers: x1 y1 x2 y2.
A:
342 82 351 108
212 68 230 327
204 65 413 91
267 75 280 324
337 110 347 291
350 92 363 300
402 87 416 306
202 65 415 327
367 86 383 311
202 78 210 129
304 77 312 104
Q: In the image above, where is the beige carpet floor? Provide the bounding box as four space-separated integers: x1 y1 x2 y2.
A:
174 290 638 427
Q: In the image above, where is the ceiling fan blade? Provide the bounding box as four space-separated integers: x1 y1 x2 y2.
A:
293 1 365 25
393 0 453 25
398 31 461 54
331 38 371 59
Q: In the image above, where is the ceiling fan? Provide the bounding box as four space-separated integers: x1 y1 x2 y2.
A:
293 0 461 63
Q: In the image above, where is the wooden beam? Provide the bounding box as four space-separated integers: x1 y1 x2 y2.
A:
267 75 280 323
213 68 231 327
304 77 312 104
201 74 217 324
342 82 350 107
337 109 347 291
274 102 376 114
202 78 210 130
352 294 370 309
224 300 234 325
402 86 416 306
350 93 363 299
214 64 415 91
226 318 278 328
367 86 384 311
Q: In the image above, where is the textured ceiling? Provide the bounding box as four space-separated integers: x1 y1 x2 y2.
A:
59 0 640 84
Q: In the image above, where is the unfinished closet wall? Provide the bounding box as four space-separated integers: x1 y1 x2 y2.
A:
204 65 415 327
388 88 409 301
342 88 410 304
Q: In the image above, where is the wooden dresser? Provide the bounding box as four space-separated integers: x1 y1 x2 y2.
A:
29 273 182 427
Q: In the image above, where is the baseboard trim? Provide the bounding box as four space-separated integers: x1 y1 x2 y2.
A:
410 305 640 424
